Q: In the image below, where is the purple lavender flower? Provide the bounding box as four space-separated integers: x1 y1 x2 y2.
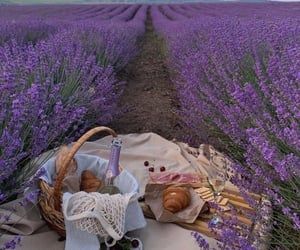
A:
1 236 21 250
191 231 210 250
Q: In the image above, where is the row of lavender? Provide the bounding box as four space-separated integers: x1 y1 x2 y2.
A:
0 5 147 210
152 3 300 249
0 5 145 47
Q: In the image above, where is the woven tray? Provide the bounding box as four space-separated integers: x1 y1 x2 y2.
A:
140 186 262 239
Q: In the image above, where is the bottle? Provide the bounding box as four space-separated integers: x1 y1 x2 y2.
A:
100 138 122 195
106 138 122 180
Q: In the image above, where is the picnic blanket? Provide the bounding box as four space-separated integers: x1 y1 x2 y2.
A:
0 132 267 250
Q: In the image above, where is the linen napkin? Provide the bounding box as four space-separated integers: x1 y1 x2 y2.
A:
144 183 208 223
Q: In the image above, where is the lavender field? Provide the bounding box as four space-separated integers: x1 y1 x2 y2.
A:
0 2 299 250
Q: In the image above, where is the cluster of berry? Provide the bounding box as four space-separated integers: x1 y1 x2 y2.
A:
106 236 141 250
144 161 166 172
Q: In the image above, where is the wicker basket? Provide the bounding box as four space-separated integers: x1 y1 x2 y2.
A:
38 126 118 237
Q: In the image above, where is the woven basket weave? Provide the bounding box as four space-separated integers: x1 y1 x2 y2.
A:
38 126 118 237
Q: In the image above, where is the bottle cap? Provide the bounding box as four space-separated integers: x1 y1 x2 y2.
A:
112 138 122 147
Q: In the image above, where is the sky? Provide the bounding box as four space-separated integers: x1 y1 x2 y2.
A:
270 0 300 1
1 0 299 4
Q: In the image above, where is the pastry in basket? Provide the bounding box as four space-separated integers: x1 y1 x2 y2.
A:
80 170 103 193
162 186 191 213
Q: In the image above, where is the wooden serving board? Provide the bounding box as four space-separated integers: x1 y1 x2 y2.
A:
140 187 262 239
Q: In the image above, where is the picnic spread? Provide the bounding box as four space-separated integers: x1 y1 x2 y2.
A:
0 128 271 250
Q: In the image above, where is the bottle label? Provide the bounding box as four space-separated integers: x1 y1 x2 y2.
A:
107 138 122 178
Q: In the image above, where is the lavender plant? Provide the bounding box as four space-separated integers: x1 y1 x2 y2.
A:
152 3 300 249
0 21 59 46
0 36 118 203
0 4 147 204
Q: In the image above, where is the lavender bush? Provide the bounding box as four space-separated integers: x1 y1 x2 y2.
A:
0 35 118 203
0 4 147 204
152 3 300 249
0 21 59 46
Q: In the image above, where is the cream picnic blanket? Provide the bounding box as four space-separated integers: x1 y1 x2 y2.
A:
0 132 267 250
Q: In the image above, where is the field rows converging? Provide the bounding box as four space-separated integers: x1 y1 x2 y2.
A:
0 2 299 250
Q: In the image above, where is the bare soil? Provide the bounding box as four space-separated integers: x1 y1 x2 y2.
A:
109 15 186 141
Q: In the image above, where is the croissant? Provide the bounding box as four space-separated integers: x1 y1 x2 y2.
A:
162 186 191 213
80 170 103 193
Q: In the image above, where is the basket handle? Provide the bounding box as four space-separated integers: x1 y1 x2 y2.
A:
53 126 117 210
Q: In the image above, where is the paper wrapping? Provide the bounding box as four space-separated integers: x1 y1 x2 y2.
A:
144 183 208 223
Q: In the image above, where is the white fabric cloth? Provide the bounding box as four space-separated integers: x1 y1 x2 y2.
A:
40 154 109 186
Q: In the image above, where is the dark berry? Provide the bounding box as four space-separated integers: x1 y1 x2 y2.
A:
148 167 154 172
131 239 140 248
107 237 114 244
115 245 123 250
138 196 145 202
110 244 122 250
160 166 166 172
144 161 149 167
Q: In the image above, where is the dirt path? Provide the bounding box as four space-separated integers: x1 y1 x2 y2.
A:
109 14 185 141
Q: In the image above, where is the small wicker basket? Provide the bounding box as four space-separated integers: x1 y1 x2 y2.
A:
38 126 118 237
